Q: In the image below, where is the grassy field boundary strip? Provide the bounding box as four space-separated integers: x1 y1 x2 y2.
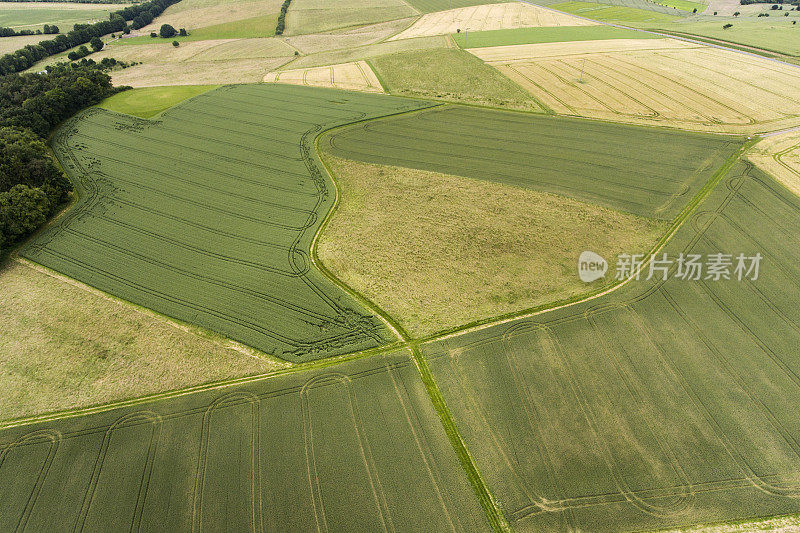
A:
364 57 389 91
410 347 513 533
317 121 510 531
420 136 758 344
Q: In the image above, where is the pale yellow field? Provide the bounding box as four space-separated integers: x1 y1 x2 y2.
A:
317 155 666 337
138 0 283 33
187 37 296 60
98 40 236 62
265 60 383 92
0 259 285 421
472 38 800 133
389 2 596 41
283 17 416 54
748 131 800 199
284 34 450 69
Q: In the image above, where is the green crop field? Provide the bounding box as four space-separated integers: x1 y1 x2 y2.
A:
550 0 682 21
649 18 800 57
451 25 659 48
321 105 743 219
0 2 127 30
0 349 490 531
401 0 510 13
21 84 435 362
423 160 800 531
534 0 688 15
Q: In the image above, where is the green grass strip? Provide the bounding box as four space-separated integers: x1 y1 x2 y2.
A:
410 347 513 532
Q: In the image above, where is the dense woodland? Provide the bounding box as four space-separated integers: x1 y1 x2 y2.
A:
0 0 181 75
0 63 124 255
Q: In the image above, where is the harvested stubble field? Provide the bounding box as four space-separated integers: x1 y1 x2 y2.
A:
22 84 435 362
282 17 417 54
284 0 417 35
264 61 384 92
388 2 597 42
424 160 800 531
471 38 800 133
0 349 490 531
317 155 667 336
747 132 800 199
321 105 743 219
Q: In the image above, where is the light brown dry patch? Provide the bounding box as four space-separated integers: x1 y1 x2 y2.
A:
0 260 287 421
0 33 47 55
98 39 237 63
663 514 800 532
748 132 800 199
138 0 283 33
317 155 667 337
283 17 416 54
389 2 595 41
282 34 449 69
108 56 290 86
265 60 383 91
472 38 800 133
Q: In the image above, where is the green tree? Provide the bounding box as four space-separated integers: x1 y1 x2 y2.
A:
0 185 50 241
90 37 104 52
160 24 177 38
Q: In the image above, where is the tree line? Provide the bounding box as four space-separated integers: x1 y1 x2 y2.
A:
0 0 182 75
0 63 125 255
0 24 59 38
275 0 292 35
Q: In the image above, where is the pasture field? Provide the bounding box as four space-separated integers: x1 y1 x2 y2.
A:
403 0 509 14
370 48 543 110
652 0 706 11
0 33 42 54
651 18 800 57
549 0 681 22
264 61 384 92
452 24 657 47
747 132 800 199
22 84 435 362
0 349 490 531
317 154 667 336
321 105 743 219
471 38 800 133
388 2 596 42
423 160 800 531
0 259 280 421
0 2 128 30
98 85 219 118
284 0 417 36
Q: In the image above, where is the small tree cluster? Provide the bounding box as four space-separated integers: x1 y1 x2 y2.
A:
275 0 293 35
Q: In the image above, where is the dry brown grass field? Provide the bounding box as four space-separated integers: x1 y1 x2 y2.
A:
317 155 667 336
0 260 285 421
471 38 800 133
282 34 450 69
264 60 383 91
389 2 596 41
